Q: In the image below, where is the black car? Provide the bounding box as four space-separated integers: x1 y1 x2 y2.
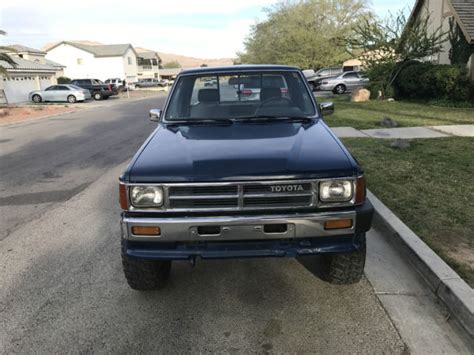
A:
119 65 373 290
70 79 115 100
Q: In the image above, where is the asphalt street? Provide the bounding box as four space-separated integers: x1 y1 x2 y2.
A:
0 95 471 353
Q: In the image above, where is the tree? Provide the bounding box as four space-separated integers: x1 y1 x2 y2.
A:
200 63 208 67
448 17 474 65
162 60 181 69
0 30 17 76
238 0 371 69
348 11 446 98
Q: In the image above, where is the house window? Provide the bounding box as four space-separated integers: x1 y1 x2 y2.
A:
77 58 83 65
128 57 132 65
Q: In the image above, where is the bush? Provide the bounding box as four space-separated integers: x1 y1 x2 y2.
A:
394 63 472 102
57 76 71 84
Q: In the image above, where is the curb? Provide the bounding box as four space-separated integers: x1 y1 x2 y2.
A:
367 190 474 338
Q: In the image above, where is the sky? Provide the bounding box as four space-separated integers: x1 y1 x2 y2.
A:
0 0 415 59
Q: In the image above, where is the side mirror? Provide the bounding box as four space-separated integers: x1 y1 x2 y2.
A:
149 109 161 122
319 102 334 116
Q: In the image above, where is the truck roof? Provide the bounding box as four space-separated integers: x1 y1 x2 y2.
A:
180 64 301 76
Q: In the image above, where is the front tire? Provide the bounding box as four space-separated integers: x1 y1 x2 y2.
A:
93 92 102 100
32 94 42 103
122 242 172 290
320 233 366 285
67 95 77 103
334 84 346 94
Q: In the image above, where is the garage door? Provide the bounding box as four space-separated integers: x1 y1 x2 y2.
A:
2 75 54 104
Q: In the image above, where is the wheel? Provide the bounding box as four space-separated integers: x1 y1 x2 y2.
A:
334 84 346 94
32 94 42 103
319 233 366 284
93 92 102 100
122 241 172 290
67 95 77 103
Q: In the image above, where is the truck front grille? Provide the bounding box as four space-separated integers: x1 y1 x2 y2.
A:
166 181 315 211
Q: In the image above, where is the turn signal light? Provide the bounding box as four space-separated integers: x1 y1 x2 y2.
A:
119 183 128 210
355 176 366 204
131 226 161 236
324 219 353 230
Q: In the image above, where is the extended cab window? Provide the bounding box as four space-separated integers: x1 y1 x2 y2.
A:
165 71 316 120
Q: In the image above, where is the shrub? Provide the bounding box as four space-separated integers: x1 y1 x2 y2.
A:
57 76 71 84
394 63 472 102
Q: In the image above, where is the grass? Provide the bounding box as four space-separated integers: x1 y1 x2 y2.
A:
322 96 474 130
342 137 474 287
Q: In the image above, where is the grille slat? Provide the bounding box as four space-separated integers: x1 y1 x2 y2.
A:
167 181 314 210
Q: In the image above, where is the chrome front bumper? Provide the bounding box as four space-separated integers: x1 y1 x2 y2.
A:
121 211 356 242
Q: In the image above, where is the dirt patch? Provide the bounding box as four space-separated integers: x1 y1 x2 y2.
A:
0 105 80 126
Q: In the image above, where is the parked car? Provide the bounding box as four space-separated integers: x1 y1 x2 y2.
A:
135 78 163 88
319 71 369 94
234 74 289 101
105 78 125 92
29 84 91 103
304 67 343 91
118 65 373 290
70 79 114 100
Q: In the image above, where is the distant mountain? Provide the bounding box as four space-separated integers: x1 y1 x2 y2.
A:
157 51 234 68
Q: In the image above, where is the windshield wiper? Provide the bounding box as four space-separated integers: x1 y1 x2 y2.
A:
165 118 233 126
233 115 313 123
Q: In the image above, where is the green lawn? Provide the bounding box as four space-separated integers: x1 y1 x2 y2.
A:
322 96 474 130
342 137 474 287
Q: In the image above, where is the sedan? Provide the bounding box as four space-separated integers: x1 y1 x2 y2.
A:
29 84 92 103
319 71 369 94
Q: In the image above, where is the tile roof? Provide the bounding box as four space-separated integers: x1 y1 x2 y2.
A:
6 44 46 54
450 0 474 43
45 58 66 68
0 56 57 72
47 41 135 57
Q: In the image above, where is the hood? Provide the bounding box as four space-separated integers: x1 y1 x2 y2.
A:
128 120 356 182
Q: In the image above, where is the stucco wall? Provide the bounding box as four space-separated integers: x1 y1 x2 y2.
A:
46 44 137 81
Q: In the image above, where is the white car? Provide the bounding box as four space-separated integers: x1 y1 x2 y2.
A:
319 71 369 94
29 84 91 103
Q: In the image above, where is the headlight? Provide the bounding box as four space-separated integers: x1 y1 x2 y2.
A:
130 186 163 207
319 180 353 202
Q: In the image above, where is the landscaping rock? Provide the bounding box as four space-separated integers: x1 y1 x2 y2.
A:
351 88 370 102
390 139 411 150
380 116 398 128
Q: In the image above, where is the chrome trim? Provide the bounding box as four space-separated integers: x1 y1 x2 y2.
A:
122 210 356 242
124 178 359 212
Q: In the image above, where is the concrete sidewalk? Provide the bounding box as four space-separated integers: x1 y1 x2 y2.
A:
332 124 474 139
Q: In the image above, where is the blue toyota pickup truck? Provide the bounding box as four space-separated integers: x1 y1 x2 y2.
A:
119 65 373 290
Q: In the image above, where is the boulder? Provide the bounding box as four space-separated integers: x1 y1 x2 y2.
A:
380 116 398 128
351 88 370 102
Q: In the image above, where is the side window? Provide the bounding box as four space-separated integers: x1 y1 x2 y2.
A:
344 72 358 79
319 69 330 76
45 86 57 91
57 86 69 91
191 75 218 104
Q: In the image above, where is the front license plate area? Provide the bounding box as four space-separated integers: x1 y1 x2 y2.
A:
190 224 296 239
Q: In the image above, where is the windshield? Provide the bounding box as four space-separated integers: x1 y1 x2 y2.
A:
164 71 316 121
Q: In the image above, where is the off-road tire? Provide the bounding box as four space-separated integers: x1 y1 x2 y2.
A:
32 94 42 103
320 233 366 285
121 241 171 290
334 84 346 94
67 95 77 103
93 92 102 100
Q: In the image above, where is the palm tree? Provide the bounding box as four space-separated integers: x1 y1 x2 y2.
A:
0 30 17 76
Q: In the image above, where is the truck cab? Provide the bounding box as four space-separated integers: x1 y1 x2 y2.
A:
119 65 373 290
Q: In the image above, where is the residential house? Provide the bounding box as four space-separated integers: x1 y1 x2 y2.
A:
135 47 162 79
0 56 58 103
408 0 474 79
45 41 138 82
159 68 182 82
1 45 65 103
